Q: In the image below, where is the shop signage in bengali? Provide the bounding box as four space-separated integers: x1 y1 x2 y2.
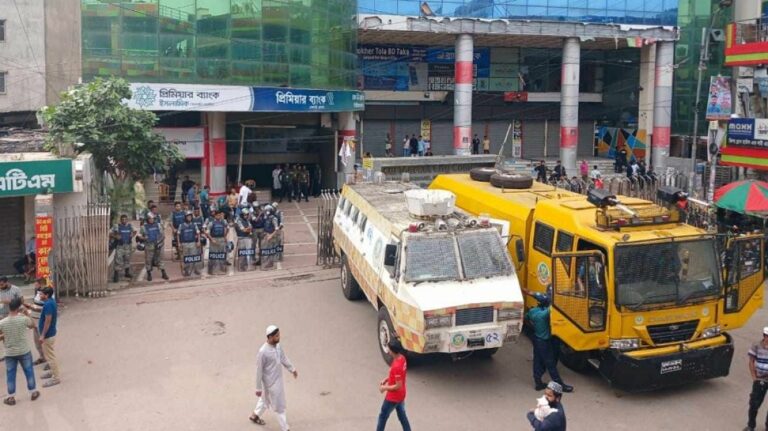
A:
0 160 73 197
154 127 205 159
128 84 365 112
727 118 768 148
35 216 53 280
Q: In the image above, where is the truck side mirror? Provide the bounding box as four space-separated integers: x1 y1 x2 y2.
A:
384 244 397 267
515 238 526 263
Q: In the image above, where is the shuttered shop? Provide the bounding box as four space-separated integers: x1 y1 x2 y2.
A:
0 198 24 275
362 121 391 157
522 121 546 159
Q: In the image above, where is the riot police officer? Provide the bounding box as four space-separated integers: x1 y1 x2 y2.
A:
234 208 254 271
110 214 136 282
260 205 281 270
178 211 201 277
271 202 285 262
170 201 185 260
250 205 266 264
138 213 169 281
205 209 229 275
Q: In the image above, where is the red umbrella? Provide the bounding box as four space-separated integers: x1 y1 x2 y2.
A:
714 180 768 215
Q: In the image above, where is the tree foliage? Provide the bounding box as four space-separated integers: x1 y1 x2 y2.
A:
41 77 182 182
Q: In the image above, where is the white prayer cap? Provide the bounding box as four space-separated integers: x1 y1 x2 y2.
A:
763 326 768 336
266 325 279 337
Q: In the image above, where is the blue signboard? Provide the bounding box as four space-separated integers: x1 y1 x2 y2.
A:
252 88 365 112
728 118 755 140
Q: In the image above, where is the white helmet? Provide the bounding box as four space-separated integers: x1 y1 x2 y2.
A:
271 202 279 208
264 205 274 213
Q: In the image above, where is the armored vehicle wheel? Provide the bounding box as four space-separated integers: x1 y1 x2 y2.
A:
341 254 363 301
378 306 396 365
469 167 496 182
490 173 534 189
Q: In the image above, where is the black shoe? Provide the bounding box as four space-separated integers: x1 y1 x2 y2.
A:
161 270 169 280
560 384 574 393
146 271 152 281
534 382 547 391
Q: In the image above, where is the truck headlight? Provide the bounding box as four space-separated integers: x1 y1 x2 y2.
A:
702 325 721 339
498 308 522 321
425 315 452 329
609 338 640 350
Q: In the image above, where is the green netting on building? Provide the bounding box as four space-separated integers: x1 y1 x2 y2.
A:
81 0 358 89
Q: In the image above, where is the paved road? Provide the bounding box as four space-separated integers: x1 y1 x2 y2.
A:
3 269 766 431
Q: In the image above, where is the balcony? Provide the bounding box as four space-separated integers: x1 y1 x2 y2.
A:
725 19 768 66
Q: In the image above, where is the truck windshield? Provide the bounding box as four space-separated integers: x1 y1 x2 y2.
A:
404 235 460 282
615 239 721 308
457 231 513 279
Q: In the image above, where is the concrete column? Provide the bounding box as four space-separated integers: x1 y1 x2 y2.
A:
339 111 357 183
638 44 656 167
559 37 580 172
453 34 473 156
208 112 227 196
652 41 674 170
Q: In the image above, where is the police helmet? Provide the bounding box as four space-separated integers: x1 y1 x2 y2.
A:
264 205 274 213
185 210 193 217
533 292 550 307
146 213 156 220
241 208 250 215
271 202 279 209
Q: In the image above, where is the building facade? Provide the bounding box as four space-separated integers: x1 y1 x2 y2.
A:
356 0 678 171
81 0 363 195
0 0 82 126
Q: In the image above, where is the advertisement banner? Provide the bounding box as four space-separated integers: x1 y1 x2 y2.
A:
705 76 733 120
252 88 365 112
154 128 205 159
35 216 53 280
420 119 432 142
727 118 768 148
0 160 73 198
128 83 252 111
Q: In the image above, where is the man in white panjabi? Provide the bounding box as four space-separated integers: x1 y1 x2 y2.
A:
250 325 298 430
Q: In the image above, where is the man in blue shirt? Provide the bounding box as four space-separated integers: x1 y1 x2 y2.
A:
199 185 211 219
525 292 573 393
38 287 60 387
526 381 567 430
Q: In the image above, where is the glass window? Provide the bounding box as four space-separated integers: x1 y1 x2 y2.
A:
290 66 312 87
232 39 261 61
533 222 555 256
404 235 460 282
458 231 513 279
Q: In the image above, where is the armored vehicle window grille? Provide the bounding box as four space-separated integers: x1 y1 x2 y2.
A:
533 222 555 256
557 231 573 252
455 306 495 326
458 231 513 279
404 236 459 282
647 320 698 345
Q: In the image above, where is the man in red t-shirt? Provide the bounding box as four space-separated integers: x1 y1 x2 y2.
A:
376 338 412 431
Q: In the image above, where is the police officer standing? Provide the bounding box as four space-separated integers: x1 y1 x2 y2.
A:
138 213 169 281
110 214 136 282
291 165 300 202
250 205 266 264
260 205 281 270
235 208 254 271
298 165 310 202
170 201 185 261
279 165 293 203
205 210 229 275
525 291 574 393
178 211 201 277
272 202 284 262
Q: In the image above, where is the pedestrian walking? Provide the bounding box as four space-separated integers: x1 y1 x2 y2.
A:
0 297 40 405
187 183 199 210
138 213 169 282
37 287 59 388
526 381 567 430
402 135 410 157
177 211 201 277
0 276 23 361
745 327 768 431
534 161 548 183
579 160 589 182
376 338 412 431
250 325 298 431
23 278 48 366
272 165 283 200
205 210 230 275
525 292 573 393
472 134 480 155
111 214 136 282
483 135 491 154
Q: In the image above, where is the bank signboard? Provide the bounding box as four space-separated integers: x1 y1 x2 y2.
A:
128 83 365 112
0 159 74 197
154 128 205 159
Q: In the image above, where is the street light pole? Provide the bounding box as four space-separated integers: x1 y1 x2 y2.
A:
690 1 732 195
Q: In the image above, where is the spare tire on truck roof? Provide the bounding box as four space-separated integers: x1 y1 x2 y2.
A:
469 167 497 182
490 173 534 189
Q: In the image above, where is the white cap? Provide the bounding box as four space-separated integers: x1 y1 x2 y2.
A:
763 326 768 336
266 325 279 337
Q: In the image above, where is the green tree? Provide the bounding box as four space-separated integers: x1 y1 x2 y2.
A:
41 78 182 217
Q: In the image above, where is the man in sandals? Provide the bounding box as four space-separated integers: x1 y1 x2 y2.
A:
250 325 298 430
0 297 40 405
